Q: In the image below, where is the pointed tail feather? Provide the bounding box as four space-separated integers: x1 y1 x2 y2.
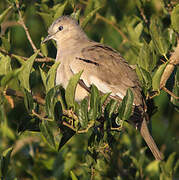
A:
140 118 163 160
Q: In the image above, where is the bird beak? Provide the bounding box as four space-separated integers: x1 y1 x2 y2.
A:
42 34 52 43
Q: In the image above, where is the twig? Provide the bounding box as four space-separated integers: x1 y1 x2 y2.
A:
31 110 53 121
4 88 45 105
138 7 148 24
77 122 94 133
62 121 76 131
160 37 179 99
16 1 43 57
162 87 179 100
95 13 128 44
0 47 54 62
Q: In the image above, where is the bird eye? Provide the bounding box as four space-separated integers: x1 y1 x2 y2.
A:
58 26 63 31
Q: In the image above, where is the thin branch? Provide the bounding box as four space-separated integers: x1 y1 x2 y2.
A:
95 13 128 44
0 47 54 62
160 37 179 99
4 88 45 105
162 87 179 100
16 1 43 57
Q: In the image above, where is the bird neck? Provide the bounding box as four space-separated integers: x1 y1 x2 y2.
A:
56 34 89 62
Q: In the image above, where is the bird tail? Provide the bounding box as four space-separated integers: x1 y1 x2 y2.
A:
140 117 163 160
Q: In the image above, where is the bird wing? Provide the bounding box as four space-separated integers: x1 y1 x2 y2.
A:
69 43 142 105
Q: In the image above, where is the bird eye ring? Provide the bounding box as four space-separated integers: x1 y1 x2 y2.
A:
58 26 63 31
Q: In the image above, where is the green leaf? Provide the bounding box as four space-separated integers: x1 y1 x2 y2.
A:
100 92 110 106
152 62 168 91
88 84 100 120
75 98 88 128
118 88 134 120
0 55 11 75
37 12 53 28
145 160 160 174
1 37 11 52
136 65 152 90
65 71 83 109
70 170 78 180
46 61 60 93
0 6 13 24
0 68 21 87
40 41 48 57
165 152 176 175
0 147 13 177
68 0 76 9
53 2 68 20
71 9 81 21
18 51 38 91
174 158 179 174
138 40 157 72
84 0 94 16
104 99 118 119
45 85 62 119
39 120 56 149
171 67 179 109
81 6 101 28
39 67 47 89
150 17 169 56
171 4 179 33
134 22 143 41
23 88 34 113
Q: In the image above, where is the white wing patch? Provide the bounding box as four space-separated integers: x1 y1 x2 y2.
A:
89 76 111 93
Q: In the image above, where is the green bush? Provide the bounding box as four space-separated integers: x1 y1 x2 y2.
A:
0 0 179 179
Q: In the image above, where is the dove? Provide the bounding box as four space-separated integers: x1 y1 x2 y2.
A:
42 16 163 160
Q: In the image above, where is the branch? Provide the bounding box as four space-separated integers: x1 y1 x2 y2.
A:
16 1 43 57
160 37 179 99
4 88 45 105
0 47 54 62
95 13 128 44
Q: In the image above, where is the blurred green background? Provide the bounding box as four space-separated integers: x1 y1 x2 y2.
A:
0 0 179 179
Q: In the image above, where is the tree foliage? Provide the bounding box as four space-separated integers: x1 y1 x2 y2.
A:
0 0 179 179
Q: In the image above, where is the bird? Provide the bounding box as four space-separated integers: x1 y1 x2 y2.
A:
42 16 163 160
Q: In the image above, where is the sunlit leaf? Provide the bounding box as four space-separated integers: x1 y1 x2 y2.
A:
145 160 160 174
136 65 152 90
46 61 60 93
65 71 83 109
39 67 47 90
53 2 68 20
0 68 21 87
71 9 81 21
118 88 134 120
88 84 100 120
45 85 62 119
0 6 13 24
75 98 88 128
165 152 176 175
70 170 78 180
171 67 179 109
81 6 101 28
1 37 11 52
0 55 11 75
171 4 179 33
18 51 38 91
40 41 48 57
23 88 34 112
138 41 157 72
152 62 168 91
150 17 169 56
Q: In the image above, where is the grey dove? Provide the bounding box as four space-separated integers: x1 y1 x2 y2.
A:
42 16 163 160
